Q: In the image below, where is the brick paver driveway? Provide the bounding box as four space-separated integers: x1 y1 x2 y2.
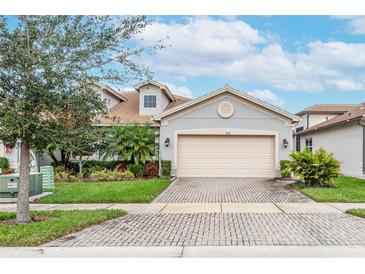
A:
43 178 365 248
47 212 365 247
153 178 312 203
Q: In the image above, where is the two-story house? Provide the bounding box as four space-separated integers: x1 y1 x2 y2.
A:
38 80 191 166
295 104 365 179
4 79 301 178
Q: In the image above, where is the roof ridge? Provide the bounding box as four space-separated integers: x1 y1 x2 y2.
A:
305 103 361 108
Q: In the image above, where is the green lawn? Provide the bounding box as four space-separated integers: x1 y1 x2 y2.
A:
294 176 365 202
346 209 365 218
0 210 125 246
40 178 170 204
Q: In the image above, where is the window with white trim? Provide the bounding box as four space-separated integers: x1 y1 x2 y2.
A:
305 137 313 152
144 95 157 108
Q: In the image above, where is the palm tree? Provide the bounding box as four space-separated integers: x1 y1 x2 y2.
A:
130 125 156 164
101 124 155 164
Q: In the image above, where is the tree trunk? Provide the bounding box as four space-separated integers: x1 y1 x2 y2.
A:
78 155 83 174
60 149 66 166
16 140 31 224
48 151 59 164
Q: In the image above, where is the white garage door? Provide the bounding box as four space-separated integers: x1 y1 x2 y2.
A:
177 135 275 177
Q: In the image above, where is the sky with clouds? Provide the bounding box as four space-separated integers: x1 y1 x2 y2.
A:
129 16 365 113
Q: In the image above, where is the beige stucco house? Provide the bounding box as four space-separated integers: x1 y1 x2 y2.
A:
154 86 299 177
39 80 300 178
4 80 302 178
295 104 365 179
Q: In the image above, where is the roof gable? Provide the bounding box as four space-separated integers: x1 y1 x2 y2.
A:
298 103 365 135
134 80 176 102
96 91 191 125
154 86 299 122
89 82 127 102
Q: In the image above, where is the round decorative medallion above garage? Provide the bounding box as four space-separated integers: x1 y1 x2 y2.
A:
217 101 234 118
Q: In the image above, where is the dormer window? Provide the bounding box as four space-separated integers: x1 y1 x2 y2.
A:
144 95 157 108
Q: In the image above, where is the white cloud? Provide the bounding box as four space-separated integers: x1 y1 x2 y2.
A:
247 89 285 107
118 86 134 92
325 79 363 91
333 16 365 35
165 82 193 98
136 17 365 93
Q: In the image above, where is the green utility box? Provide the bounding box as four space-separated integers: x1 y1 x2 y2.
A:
40 166 55 190
0 173 43 198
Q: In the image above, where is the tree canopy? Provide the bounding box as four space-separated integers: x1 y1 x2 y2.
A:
0 16 154 223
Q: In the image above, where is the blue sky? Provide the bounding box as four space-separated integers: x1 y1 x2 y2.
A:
6 16 365 113
130 16 365 113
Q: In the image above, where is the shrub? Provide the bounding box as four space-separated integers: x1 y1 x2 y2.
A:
161 160 171 177
89 170 134 182
143 162 159 178
280 160 291 179
51 160 124 173
1 168 15 175
287 148 340 187
51 161 79 172
82 160 124 171
127 163 144 177
54 170 77 182
0 157 9 170
54 165 66 173
115 163 126 172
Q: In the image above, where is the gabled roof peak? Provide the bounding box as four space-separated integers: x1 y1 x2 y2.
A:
134 80 176 102
154 85 299 122
89 82 127 102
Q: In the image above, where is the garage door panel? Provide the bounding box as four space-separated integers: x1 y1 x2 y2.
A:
177 135 275 177
178 159 274 165
178 168 275 177
178 153 274 160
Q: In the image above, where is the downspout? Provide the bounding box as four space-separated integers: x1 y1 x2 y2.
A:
360 118 365 175
363 123 365 175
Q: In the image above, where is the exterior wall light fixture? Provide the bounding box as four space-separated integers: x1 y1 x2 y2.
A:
283 138 288 149
164 137 170 147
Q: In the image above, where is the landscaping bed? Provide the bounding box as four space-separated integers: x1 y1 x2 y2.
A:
39 178 170 204
294 176 365 202
0 209 125 246
346 209 365 218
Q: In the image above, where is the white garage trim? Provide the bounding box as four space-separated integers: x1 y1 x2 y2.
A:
172 128 279 175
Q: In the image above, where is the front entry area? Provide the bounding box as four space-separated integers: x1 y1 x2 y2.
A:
177 135 276 177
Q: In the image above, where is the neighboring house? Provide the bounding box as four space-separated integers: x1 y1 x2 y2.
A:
96 80 190 125
0 142 38 172
39 80 191 165
295 104 365 179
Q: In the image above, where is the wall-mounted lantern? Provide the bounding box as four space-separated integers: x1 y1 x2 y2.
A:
283 138 288 149
164 137 170 147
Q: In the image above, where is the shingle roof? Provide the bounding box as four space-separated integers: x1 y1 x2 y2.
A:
298 103 365 135
296 104 362 115
89 82 127 102
97 91 191 125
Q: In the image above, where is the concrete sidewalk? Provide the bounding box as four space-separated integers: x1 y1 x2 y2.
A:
1 246 365 258
0 202 365 213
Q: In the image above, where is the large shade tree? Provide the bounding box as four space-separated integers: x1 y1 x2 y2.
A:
0 16 154 223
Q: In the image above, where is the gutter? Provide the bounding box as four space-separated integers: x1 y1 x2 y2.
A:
298 115 363 136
